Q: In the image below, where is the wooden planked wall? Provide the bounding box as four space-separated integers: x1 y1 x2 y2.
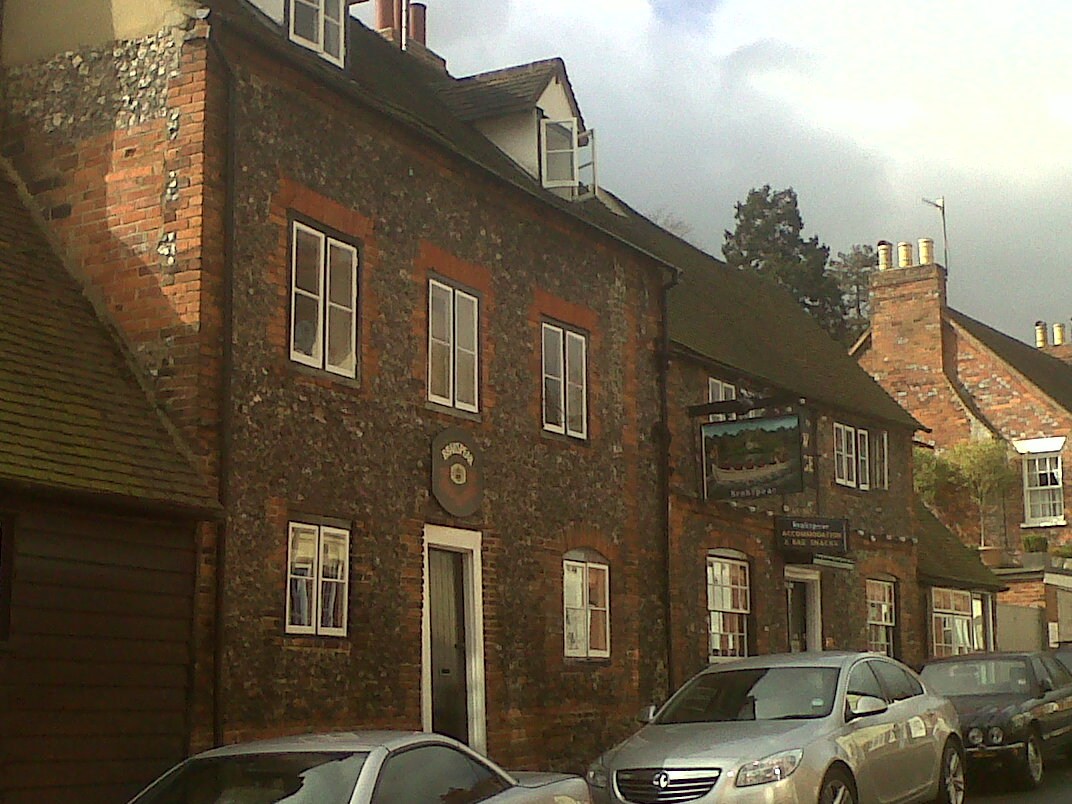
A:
0 505 196 803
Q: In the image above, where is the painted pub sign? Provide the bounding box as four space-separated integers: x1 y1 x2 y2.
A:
431 427 483 517
702 414 803 500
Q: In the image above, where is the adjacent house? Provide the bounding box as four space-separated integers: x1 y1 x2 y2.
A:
0 168 219 801
854 238 1071 649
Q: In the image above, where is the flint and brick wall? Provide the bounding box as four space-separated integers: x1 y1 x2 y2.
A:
665 357 924 687
208 27 666 771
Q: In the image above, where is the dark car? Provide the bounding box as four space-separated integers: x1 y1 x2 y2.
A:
1055 642 1072 675
919 651 1072 789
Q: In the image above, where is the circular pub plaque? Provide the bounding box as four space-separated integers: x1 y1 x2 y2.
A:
431 427 483 517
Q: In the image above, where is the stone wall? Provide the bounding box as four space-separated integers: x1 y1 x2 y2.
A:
211 29 667 770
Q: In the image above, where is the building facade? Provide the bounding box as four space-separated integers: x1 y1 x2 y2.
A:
855 238 1072 648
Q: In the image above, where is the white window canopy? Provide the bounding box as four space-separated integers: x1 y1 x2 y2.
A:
1013 436 1066 455
540 117 597 198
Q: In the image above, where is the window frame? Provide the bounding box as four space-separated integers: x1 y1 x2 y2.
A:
289 219 359 378
1022 451 1065 527
873 431 889 490
931 587 982 657
427 278 480 413
866 579 896 657
856 428 871 490
834 422 858 487
542 321 588 439
540 117 579 189
289 0 346 67
707 377 737 423
285 521 350 638
707 555 751 661
563 557 610 659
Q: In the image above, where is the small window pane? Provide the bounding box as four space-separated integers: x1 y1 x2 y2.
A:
429 342 452 400
430 284 452 342
589 609 608 653
544 376 564 428
293 1 320 43
294 227 322 293
327 243 354 304
455 351 477 408
292 294 321 358
546 152 575 184
288 526 318 629
545 120 574 150
588 565 608 608
324 0 342 22
563 563 584 609
564 608 586 655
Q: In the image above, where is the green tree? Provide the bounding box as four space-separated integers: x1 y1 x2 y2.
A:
943 438 1018 548
722 185 846 340
916 439 1018 547
828 244 877 344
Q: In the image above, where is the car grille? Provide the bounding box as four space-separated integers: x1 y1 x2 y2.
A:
614 768 722 803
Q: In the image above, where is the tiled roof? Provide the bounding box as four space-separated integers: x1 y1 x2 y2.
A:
576 193 921 429
0 173 219 515
916 502 1005 591
435 59 566 122
949 309 1072 414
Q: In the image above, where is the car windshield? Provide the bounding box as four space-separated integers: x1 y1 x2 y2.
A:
921 658 1033 696
133 751 368 803
656 666 839 724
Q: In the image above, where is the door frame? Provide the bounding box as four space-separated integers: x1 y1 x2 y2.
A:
785 565 823 651
422 525 486 754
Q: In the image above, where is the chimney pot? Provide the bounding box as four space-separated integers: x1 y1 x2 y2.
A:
375 0 402 36
408 2 427 46
1055 323 1067 346
877 240 893 271
1035 320 1049 348
897 241 914 268
918 237 935 265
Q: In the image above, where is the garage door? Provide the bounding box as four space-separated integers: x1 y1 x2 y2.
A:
0 507 196 803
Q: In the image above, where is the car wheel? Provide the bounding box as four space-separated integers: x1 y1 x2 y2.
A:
1019 730 1044 790
818 767 856 804
932 740 965 804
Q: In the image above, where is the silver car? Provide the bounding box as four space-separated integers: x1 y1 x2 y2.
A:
128 730 590 803
587 652 964 804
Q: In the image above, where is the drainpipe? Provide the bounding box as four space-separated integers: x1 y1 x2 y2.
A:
206 23 237 748
658 269 680 694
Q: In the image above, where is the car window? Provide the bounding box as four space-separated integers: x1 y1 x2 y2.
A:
845 661 887 713
1042 654 1072 688
656 666 839 723
871 660 922 701
1032 657 1051 691
1054 648 1072 676
371 745 511 804
132 752 368 803
921 658 1032 696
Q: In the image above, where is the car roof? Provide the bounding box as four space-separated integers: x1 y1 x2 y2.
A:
189 731 446 759
697 651 880 673
921 652 1037 665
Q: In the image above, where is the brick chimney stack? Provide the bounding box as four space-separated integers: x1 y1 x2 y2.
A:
862 236 954 433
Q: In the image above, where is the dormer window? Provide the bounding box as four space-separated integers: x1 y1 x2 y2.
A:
290 0 345 66
540 118 596 196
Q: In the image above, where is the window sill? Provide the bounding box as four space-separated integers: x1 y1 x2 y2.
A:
540 428 590 448
564 656 611 667
424 401 482 423
1021 519 1067 529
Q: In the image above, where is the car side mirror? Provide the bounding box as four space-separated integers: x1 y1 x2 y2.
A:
848 695 888 720
637 704 658 724
1040 677 1054 694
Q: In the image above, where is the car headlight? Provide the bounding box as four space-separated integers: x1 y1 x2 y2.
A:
735 749 803 787
586 760 609 789
967 727 984 746
987 726 1005 745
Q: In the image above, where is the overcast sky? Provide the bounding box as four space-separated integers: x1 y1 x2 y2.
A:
354 0 1072 343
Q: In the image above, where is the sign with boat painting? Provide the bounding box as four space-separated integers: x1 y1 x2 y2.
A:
702 414 804 500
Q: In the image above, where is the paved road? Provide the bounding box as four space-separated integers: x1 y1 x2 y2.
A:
971 753 1072 802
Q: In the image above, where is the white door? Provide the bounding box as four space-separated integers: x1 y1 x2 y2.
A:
422 525 487 754
785 566 822 652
